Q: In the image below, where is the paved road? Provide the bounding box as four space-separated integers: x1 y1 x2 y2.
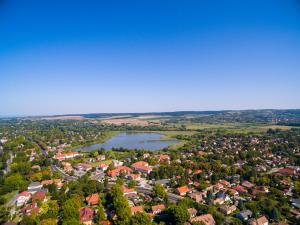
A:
33 139 77 181
136 186 182 203
51 164 77 181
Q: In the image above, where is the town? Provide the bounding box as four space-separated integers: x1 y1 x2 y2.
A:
0 113 299 225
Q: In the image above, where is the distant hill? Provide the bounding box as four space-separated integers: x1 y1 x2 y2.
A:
41 109 300 124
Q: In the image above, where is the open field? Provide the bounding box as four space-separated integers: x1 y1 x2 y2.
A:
99 115 165 126
100 117 150 126
39 116 86 120
185 122 294 133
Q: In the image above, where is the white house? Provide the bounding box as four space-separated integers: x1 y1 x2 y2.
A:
16 191 31 207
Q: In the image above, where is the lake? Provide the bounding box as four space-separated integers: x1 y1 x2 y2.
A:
76 132 177 151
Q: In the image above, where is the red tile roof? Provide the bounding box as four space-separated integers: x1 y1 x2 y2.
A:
151 204 165 214
190 214 215 225
131 206 144 214
80 207 94 223
32 191 46 202
107 166 132 177
176 186 190 195
86 193 99 206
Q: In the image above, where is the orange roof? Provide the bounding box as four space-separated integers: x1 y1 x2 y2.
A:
85 193 99 205
41 180 53 185
121 186 135 194
100 221 112 225
249 216 268 225
176 186 190 194
190 214 215 225
194 169 203 175
131 206 144 214
159 154 170 161
131 161 148 168
219 180 230 186
107 166 132 177
151 204 165 213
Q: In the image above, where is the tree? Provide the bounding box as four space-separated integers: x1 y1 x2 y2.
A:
128 180 137 189
131 212 152 225
40 200 59 220
61 197 81 221
271 208 280 221
111 184 131 225
0 206 10 224
62 218 82 225
3 173 27 192
20 215 37 225
237 200 245 210
167 205 189 225
95 201 106 224
40 218 57 225
153 184 167 199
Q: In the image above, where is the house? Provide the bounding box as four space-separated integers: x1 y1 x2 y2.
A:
190 214 215 225
292 198 300 209
241 181 255 189
130 206 144 215
176 186 190 196
62 162 73 172
21 202 40 215
188 208 197 218
131 161 149 168
86 193 99 206
16 191 31 207
100 221 112 225
219 205 237 215
41 179 63 189
158 154 170 163
133 165 152 174
122 186 137 196
212 198 225 205
107 166 132 177
80 207 94 225
74 163 92 172
249 216 268 225
131 161 152 174
97 155 106 161
98 163 109 172
189 192 203 203
234 185 247 194
236 209 253 221
151 204 165 215
127 173 141 181
32 191 47 202
112 160 123 167
54 152 80 160
219 180 230 187
277 167 296 176
28 182 43 193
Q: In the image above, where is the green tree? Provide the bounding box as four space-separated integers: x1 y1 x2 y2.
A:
3 173 27 192
153 184 167 199
20 215 37 225
95 201 106 224
167 205 189 225
40 218 57 225
271 208 280 221
111 184 131 225
0 206 10 224
131 212 152 225
61 197 81 221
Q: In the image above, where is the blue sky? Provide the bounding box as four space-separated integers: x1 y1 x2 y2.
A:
0 0 300 116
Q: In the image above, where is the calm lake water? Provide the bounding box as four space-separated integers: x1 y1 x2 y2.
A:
77 132 177 151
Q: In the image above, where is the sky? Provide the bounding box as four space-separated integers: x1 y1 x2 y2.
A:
0 0 300 116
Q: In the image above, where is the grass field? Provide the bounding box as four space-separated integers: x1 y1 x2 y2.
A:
185 122 293 133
